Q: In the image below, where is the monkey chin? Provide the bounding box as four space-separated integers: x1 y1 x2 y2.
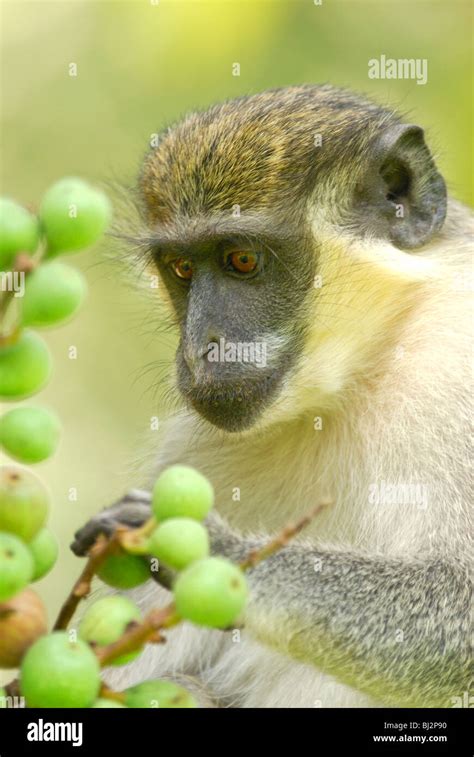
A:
177 364 285 433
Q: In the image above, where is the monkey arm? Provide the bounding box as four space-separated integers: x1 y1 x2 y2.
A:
72 501 471 707
187 513 472 706
233 539 472 708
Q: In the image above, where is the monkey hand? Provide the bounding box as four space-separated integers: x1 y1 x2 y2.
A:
70 489 152 556
70 489 177 589
71 496 260 592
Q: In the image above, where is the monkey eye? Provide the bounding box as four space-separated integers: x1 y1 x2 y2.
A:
171 258 193 280
225 250 259 274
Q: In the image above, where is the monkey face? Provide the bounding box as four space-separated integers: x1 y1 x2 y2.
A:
137 85 447 431
151 218 314 432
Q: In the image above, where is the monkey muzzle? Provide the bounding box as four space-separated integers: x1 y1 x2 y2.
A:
176 344 284 432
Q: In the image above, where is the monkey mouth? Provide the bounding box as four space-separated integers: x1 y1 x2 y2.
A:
176 359 285 432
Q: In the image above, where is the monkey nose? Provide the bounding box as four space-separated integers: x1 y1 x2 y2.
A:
183 339 218 375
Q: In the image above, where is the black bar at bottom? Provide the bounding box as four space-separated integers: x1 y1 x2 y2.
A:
0 707 471 754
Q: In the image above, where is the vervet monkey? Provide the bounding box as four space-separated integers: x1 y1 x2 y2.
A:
73 85 473 708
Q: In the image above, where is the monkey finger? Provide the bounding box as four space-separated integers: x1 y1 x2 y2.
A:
70 517 116 556
149 559 175 590
70 490 153 557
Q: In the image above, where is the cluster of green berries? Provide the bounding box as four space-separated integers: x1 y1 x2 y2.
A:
0 177 111 608
4 465 248 708
96 465 248 630
1 184 248 709
0 178 110 404
0 178 111 702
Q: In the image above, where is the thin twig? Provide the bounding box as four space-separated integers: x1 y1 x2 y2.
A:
239 500 331 571
4 678 21 701
96 604 179 667
99 683 126 704
53 532 124 631
53 518 155 631
118 516 156 554
0 253 38 341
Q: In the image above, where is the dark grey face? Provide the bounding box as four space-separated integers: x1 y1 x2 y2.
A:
153 218 314 431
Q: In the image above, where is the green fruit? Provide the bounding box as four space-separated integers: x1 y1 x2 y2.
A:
79 596 142 666
152 465 214 522
0 407 61 463
148 518 209 570
0 467 49 541
21 261 87 327
97 552 150 589
29 529 59 581
92 698 127 708
20 632 101 708
0 198 39 270
174 557 248 629
40 178 111 255
124 680 197 708
0 330 51 400
0 532 34 601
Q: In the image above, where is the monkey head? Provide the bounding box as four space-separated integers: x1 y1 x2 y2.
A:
137 85 447 432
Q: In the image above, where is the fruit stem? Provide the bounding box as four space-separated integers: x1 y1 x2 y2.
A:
99 683 126 704
52 531 123 631
0 325 22 348
239 499 332 571
0 252 38 341
4 677 21 702
118 516 156 555
95 604 179 667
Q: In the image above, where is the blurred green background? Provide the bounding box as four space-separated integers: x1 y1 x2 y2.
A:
0 0 472 672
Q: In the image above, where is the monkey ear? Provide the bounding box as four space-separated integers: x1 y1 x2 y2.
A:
355 124 447 249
